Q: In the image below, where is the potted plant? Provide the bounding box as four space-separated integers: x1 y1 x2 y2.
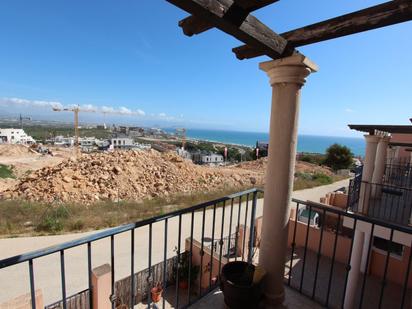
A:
220 236 265 309
174 251 200 289
220 262 266 309
150 281 163 303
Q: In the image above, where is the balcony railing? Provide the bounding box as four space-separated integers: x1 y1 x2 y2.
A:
288 199 412 308
2 187 412 309
348 181 412 226
0 188 260 309
384 161 412 188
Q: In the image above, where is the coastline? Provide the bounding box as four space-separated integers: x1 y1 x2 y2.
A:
164 128 365 156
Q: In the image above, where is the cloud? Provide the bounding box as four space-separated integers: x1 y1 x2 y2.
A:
1 97 146 117
344 108 355 113
1 97 63 109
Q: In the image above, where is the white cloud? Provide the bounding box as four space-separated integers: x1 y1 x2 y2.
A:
1 97 146 117
344 108 354 113
158 112 167 117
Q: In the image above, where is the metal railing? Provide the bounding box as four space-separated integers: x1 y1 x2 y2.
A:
384 161 412 188
347 168 363 210
287 198 412 309
348 181 412 226
0 188 260 309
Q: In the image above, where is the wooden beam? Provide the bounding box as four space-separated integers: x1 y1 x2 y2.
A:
233 0 412 59
179 0 279 36
167 0 292 59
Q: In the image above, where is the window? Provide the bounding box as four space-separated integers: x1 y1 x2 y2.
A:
373 236 404 258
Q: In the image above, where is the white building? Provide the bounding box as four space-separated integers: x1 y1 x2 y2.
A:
111 137 134 149
0 128 35 145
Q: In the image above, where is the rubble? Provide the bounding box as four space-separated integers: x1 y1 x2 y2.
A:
3 150 264 204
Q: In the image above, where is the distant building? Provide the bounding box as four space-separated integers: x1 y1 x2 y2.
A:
111 137 134 149
0 128 35 144
54 136 75 147
192 152 224 165
79 137 97 152
177 148 192 160
96 124 107 130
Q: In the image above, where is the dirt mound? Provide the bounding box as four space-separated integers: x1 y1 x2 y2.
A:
0 144 34 157
3 150 263 204
295 161 333 176
233 158 267 170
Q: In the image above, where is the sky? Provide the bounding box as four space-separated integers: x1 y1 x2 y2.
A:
0 0 411 137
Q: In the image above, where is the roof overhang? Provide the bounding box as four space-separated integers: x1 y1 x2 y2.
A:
348 124 412 135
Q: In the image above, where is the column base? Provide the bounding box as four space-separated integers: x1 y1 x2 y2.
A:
260 291 285 308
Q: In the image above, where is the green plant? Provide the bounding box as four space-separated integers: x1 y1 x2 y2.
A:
323 144 354 171
312 173 333 185
36 216 64 233
174 250 200 283
0 164 15 179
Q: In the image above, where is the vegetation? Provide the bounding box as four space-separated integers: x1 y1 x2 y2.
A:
323 144 354 171
0 168 346 237
293 171 339 190
0 164 15 179
21 125 112 142
299 153 326 165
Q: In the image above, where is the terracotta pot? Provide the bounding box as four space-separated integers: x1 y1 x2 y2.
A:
151 287 163 303
178 280 189 289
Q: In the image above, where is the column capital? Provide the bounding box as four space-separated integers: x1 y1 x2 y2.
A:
364 134 381 144
259 54 318 86
378 136 391 144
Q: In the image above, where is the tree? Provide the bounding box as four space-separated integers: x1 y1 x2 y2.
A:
323 144 354 171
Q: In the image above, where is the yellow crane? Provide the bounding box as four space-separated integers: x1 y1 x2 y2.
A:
52 105 96 150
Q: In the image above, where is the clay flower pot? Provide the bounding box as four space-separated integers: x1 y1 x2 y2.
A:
151 286 163 303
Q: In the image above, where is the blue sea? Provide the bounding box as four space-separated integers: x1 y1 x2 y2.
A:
165 128 365 157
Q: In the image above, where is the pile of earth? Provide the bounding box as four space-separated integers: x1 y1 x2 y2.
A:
0 144 34 157
234 157 333 176
2 150 263 204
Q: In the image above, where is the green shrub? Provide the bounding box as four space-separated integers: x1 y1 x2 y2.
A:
70 220 85 231
312 173 333 185
0 164 14 179
36 216 64 233
324 144 354 171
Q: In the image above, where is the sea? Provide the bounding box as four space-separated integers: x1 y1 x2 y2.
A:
165 128 365 157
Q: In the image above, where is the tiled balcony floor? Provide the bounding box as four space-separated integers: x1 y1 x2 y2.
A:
189 286 323 309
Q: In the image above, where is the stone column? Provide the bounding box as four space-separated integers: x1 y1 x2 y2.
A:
259 54 317 306
344 229 365 309
358 135 380 214
371 136 390 197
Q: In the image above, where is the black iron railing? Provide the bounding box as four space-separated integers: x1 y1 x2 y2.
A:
384 161 412 188
348 181 412 226
287 198 412 309
347 167 363 210
0 188 260 309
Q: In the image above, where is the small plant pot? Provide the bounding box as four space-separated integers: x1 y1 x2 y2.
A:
178 280 189 289
150 287 163 303
220 261 266 309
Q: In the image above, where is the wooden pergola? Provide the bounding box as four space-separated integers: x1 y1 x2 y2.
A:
166 0 412 60
164 1 412 308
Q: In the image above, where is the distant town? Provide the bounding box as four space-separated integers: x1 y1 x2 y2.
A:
0 115 261 166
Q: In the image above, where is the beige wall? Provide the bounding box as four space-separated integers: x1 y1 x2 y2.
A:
369 247 412 288
185 238 227 292
287 218 352 264
391 133 412 160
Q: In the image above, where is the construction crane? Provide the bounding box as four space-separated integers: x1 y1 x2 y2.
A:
19 114 31 129
52 105 96 149
176 128 186 150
